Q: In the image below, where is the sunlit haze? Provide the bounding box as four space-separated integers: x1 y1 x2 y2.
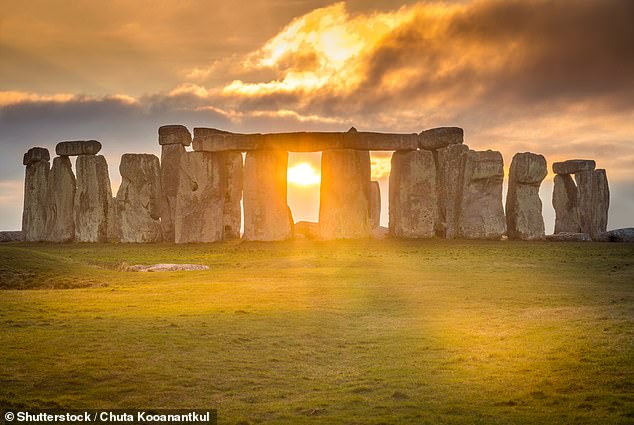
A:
1 0 632 231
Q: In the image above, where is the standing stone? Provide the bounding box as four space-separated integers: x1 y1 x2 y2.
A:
116 154 162 243
552 174 581 233
389 150 437 238
175 152 224 243
74 155 113 242
506 153 547 240
219 152 243 239
46 156 75 242
243 150 293 241
369 181 381 229
436 143 469 238
592 169 609 239
159 124 191 242
457 150 506 240
22 148 50 241
575 170 595 237
319 149 371 239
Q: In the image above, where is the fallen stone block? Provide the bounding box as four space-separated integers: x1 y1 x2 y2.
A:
546 232 592 242
596 228 634 242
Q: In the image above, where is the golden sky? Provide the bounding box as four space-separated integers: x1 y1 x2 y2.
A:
0 0 633 230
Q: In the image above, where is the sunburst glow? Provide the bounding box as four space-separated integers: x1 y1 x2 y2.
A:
287 162 321 186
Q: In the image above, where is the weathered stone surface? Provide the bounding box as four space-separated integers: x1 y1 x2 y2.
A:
552 174 581 233
389 150 437 238
436 143 469 238
74 155 113 242
159 125 192 146
244 150 293 241
160 144 186 242
546 232 591 242
294 221 319 240
419 127 464 151
458 150 506 240
319 149 371 239
193 128 419 152
23 147 50 165
591 169 609 239
575 170 595 237
552 159 595 175
126 263 209 272
369 181 381 229
219 152 243 239
22 149 50 241
0 231 23 242
506 153 547 240
175 152 224 243
56 140 101 156
46 156 75 242
116 154 162 243
596 228 634 243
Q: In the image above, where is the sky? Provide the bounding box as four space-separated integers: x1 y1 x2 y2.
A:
1 0 633 232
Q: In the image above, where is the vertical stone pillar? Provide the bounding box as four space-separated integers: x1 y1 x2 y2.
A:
22 147 50 242
46 156 76 242
552 174 581 233
551 159 607 239
505 152 547 240
159 125 191 242
116 154 162 243
175 152 225 243
243 150 293 241
592 169 609 239
436 144 469 239
369 181 381 229
220 152 243 239
74 154 113 242
457 150 506 240
389 150 437 238
319 149 371 239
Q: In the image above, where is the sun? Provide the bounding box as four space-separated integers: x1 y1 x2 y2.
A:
287 162 321 186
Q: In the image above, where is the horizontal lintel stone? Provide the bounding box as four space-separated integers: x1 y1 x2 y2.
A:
552 159 595 175
159 125 192 146
56 140 102 156
192 128 421 152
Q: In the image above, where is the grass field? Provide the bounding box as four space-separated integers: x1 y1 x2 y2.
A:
0 240 632 424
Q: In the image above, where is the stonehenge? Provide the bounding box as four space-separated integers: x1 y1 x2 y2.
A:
116 154 162 243
46 156 76 242
319 149 371 239
243 150 292 241
19 125 614 244
74 154 113 242
389 150 437 238
457 150 506 240
22 148 50 241
552 160 609 240
506 153 548 240
159 125 191 242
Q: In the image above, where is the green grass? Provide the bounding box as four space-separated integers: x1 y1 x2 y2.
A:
0 240 632 424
